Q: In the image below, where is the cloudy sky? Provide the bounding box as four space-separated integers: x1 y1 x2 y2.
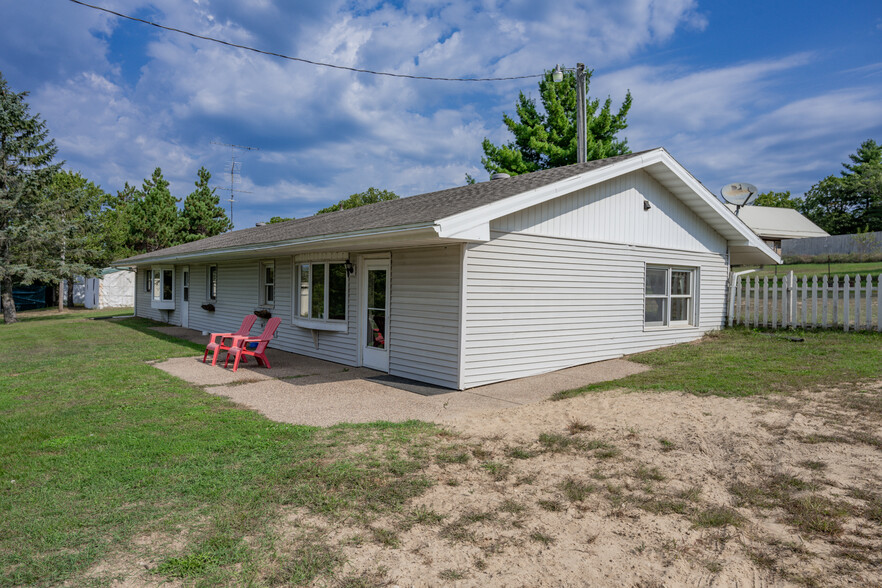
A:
2 0 881 230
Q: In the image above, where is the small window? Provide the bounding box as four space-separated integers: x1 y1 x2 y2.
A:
259 261 275 306
145 270 152 292
645 266 695 327
208 265 218 301
295 262 347 322
151 265 175 309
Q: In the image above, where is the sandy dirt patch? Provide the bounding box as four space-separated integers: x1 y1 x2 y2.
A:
283 384 882 587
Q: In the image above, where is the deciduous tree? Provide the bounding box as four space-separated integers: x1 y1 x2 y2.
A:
316 187 399 214
751 190 800 208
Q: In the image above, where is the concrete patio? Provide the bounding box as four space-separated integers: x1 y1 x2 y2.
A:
148 325 648 427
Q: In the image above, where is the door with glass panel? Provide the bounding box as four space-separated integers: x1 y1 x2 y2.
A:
362 259 390 371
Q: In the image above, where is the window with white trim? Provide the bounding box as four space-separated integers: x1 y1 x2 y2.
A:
645 266 694 327
295 262 347 322
144 270 152 292
207 265 218 301
151 265 175 309
259 260 275 306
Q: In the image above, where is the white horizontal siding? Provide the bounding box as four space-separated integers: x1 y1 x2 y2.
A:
462 231 728 388
134 267 181 325
389 246 461 389
491 170 727 255
158 257 358 366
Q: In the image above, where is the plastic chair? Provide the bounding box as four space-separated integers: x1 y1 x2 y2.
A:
224 317 281 372
202 315 258 366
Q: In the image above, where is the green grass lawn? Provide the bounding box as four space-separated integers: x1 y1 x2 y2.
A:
2 311 882 585
553 327 882 400
0 309 441 586
736 260 882 280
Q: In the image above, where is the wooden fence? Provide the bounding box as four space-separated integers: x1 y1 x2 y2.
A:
728 272 881 331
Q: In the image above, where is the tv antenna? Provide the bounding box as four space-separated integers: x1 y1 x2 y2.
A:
720 182 757 215
211 141 259 229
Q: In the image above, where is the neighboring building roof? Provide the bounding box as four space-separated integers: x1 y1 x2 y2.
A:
116 148 780 266
724 205 829 240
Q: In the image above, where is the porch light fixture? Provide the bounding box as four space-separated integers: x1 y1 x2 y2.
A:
344 260 354 275
552 63 587 163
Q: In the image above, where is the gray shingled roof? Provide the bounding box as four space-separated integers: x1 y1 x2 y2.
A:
117 150 653 264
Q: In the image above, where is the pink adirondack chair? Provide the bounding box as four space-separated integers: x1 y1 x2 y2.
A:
202 315 258 366
224 317 281 372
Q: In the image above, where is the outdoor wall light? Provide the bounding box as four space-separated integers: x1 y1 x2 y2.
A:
644 200 652 211
344 260 354 275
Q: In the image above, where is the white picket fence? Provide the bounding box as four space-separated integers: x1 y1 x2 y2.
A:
728 272 881 331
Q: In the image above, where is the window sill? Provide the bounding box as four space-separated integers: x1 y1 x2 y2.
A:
293 318 348 333
151 301 175 310
643 324 698 332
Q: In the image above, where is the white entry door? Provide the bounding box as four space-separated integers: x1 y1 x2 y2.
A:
361 258 390 372
181 266 190 328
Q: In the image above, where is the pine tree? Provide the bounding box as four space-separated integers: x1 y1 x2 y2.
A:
481 68 631 176
48 171 111 306
181 166 232 241
0 73 62 324
127 168 182 253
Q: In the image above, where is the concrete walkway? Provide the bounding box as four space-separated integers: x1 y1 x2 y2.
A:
149 326 648 427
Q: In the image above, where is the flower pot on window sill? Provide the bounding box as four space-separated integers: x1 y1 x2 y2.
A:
254 309 272 320
201 303 215 312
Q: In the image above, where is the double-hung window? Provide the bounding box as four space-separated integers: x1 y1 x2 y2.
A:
151 265 175 309
259 261 275 306
645 266 695 327
294 262 347 328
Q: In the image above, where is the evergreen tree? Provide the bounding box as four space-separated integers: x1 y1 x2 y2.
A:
316 187 399 214
0 73 62 324
181 167 232 241
48 171 111 306
127 168 182 253
267 216 295 224
481 67 632 177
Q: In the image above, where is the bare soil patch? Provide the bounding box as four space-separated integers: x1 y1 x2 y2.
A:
280 383 882 587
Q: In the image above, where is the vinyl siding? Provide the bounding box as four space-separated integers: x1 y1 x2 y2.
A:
134 266 182 325
389 246 461 388
461 232 728 388
492 170 727 255
138 258 358 366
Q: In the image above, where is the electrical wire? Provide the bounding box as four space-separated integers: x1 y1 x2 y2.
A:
67 0 544 82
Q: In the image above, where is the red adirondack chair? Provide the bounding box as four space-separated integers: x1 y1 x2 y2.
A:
202 315 258 366
224 317 281 372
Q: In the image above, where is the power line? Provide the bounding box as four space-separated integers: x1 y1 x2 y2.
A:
67 0 544 83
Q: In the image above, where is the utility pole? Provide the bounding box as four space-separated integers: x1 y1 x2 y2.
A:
552 63 587 163
211 141 259 229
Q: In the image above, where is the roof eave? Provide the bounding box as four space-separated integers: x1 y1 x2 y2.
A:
112 222 442 266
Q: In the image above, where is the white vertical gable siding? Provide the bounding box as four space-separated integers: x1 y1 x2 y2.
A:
492 170 727 255
462 232 728 388
389 246 461 388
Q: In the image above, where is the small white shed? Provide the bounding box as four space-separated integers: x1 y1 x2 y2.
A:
83 268 136 309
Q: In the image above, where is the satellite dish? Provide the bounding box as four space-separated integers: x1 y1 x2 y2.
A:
720 183 757 207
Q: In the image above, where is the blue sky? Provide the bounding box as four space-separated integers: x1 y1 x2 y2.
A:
2 0 881 230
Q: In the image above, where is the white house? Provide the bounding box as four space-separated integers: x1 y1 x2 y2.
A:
115 148 779 389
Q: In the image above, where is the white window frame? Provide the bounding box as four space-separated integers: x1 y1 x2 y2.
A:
259 260 275 307
644 265 696 329
207 265 218 302
293 261 348 332
151 265 175 310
